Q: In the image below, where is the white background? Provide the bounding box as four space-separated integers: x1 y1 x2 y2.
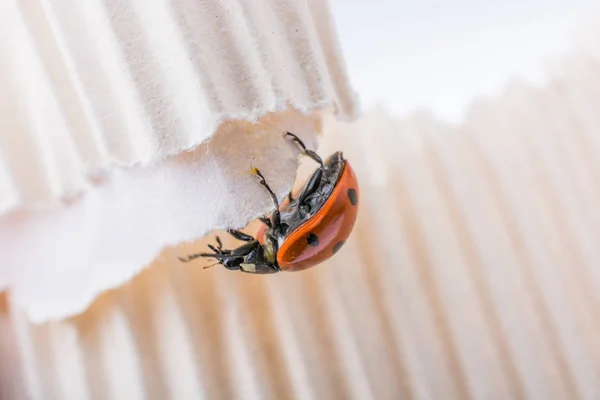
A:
330 0 600 122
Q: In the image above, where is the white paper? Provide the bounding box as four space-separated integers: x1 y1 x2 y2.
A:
0 0 357 322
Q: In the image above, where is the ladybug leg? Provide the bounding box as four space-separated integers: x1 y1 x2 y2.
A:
179 244 228 263
214 236 225 252
259 216 272 228
226 228 255 242
178 253 206 263
180 251 244 271
179 240 258 266
252 168 281 229
285 132 324 167
285 131 325 203
297 167 323 204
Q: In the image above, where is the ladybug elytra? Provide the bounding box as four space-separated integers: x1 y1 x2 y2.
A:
179 132 359 273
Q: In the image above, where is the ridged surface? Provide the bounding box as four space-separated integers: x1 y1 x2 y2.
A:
0 110 331 323
1 44 600 398
0 0 357 322
0 0 355 213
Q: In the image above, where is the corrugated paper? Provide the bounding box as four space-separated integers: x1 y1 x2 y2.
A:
2 41 600 398
0 0 357 322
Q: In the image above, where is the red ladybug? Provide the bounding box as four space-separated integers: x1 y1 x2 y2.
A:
179 132 359 273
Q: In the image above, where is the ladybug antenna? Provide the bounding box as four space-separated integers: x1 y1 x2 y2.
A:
203 261 221 270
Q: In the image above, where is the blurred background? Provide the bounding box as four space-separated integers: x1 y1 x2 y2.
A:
2 1 600 399
332 0 599 121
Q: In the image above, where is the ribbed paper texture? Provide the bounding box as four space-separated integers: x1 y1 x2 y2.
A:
2 47 600 399
0 0 355 212
0 0 358 322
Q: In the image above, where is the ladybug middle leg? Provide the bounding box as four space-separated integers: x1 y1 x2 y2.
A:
285 132 324 166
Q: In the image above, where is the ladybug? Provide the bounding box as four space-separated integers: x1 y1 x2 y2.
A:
179 132 359 273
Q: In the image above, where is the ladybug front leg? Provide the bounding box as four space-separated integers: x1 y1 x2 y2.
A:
252 168 282 229
259 216 272 228
226 229 255 242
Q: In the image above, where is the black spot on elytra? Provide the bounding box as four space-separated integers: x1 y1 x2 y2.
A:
307 233 319 247
333 241 345 254
347 188 358 206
